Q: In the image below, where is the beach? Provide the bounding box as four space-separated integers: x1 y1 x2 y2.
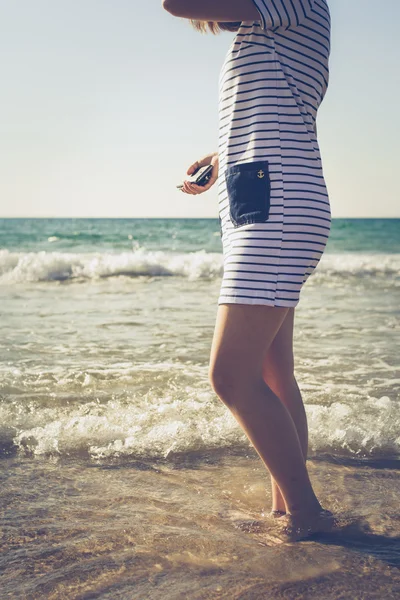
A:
1 451 399 599
0 217 399 598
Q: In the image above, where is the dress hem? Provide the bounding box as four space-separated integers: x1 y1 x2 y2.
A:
217 296 300 308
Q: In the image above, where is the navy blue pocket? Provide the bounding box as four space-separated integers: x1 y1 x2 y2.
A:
225 160 271 227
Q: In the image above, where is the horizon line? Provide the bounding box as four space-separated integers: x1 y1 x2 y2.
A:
0 216 399 220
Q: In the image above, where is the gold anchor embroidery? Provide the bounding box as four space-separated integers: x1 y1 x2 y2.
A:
257 169 265 179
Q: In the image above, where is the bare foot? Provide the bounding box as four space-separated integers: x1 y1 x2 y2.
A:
274 508 336 542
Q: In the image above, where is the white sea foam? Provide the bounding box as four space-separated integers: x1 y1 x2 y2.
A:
1 374 398 459
0 248 398 284
316 252 400 281
0 248 223 283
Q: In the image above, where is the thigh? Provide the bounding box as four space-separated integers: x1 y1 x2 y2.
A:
209 303 289 383
262 307 295 386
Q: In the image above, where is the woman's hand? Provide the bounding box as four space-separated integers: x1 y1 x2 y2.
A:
181 152 219 195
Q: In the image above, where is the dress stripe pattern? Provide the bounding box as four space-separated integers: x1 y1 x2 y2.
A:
217 0 331 307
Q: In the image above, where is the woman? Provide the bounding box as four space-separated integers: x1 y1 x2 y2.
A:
163 0 335 541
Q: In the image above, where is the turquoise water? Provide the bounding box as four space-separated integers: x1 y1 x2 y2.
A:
0 217 398 285
1 217 399 254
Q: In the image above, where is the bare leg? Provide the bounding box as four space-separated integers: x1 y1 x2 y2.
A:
209 304 323 518
262 308 309 514
266 377 308 513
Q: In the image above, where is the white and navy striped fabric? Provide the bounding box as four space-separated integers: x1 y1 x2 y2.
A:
217 0 331 307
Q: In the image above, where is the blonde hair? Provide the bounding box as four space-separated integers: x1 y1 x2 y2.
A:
190 21 242 34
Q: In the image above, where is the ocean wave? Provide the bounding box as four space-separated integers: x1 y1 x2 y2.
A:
1 386 399 460
0 249 399 284
0 248 223 283
314 253 400 282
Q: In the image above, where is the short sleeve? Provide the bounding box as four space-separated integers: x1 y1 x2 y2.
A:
250 0 314 31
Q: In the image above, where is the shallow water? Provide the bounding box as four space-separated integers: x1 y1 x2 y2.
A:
1 274 398 461
1 451 399 599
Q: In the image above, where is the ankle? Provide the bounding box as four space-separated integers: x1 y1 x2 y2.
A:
287 499 322 517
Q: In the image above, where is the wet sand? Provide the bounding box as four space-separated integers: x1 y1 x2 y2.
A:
1 448 399 599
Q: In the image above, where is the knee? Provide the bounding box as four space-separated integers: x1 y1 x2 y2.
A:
208 361 261 406
208 364 236 404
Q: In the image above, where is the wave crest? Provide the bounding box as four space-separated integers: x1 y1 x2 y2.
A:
0 249 399 284
1 389 398 460
0 248 223 283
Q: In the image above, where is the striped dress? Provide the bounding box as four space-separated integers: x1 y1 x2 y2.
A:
217 0 331 307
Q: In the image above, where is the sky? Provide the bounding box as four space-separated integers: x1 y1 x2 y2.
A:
0 0 399 219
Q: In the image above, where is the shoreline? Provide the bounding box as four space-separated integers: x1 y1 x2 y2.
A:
1 448 399 599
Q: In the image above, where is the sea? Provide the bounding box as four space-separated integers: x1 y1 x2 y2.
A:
1 217 399 599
